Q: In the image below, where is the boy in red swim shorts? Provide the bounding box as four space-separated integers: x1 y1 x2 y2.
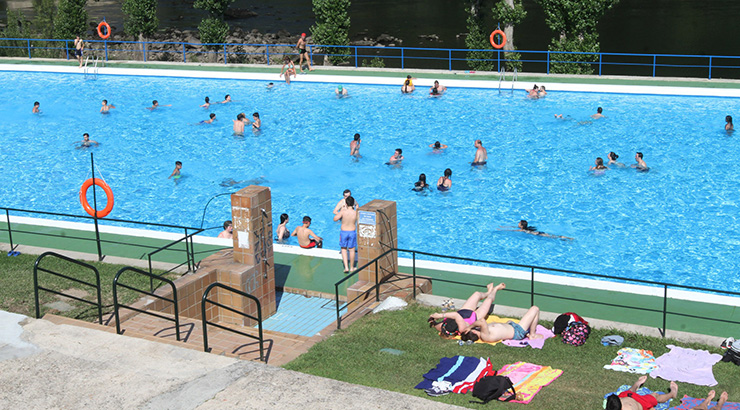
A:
605 376 678 410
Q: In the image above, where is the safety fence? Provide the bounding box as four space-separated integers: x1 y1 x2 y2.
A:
2 37 740 79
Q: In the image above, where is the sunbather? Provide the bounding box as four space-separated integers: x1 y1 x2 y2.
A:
427 283 503 338
605 376 678 410
461 305 543 343
690 391 728 410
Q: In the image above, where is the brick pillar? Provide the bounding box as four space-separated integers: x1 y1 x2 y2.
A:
357 199 398 283
219 185 275 325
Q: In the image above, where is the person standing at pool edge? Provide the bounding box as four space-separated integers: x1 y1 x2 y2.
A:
296 33 313 72
334 196 358 273
472 140 487 166
74 36 84 68
350 133 361 157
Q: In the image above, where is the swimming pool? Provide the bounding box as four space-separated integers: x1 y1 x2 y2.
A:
1 70 739 292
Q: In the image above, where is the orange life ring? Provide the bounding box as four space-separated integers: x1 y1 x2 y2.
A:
489 29 506 49
97 21 111 40
80 178 114 218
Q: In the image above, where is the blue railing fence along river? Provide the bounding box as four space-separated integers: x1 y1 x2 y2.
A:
2 37 740 79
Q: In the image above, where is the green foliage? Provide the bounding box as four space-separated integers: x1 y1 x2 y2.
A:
311 0 351 65
53 0 88 39
123 0 159 39
464 14 496 72
361 56 385 68
194 0 235 18
535 0 619 74
32 0 57 39
198 17 229 48
491 0 527 26
0 9 32 57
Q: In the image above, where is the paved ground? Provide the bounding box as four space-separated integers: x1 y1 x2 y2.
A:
0 310 462 410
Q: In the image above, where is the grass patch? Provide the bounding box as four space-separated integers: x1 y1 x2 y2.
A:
285 303 739 409
0 253 173 322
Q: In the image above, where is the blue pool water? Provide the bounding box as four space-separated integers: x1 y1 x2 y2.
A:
1 71 739 291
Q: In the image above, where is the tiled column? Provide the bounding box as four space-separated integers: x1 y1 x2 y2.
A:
357 199 398 283
218 185 275 325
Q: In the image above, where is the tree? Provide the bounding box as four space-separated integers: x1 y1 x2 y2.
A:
32 0 57 40
491 0 527 71
311 0 351 65
194 0 235 47
464 0 495 71
54 0 88 40
123 0 159 41
535 0 620 74
0 9 32 57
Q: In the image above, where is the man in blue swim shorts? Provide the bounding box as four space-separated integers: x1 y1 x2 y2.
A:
333 196 358 273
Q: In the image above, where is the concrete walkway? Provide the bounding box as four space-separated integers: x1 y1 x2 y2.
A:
0 310 461 410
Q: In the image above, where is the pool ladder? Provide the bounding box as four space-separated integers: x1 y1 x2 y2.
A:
83 56 100 80
498 67 517 94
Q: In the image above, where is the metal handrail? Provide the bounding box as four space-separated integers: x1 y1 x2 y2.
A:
33 251 103 324
146 227 204 284
3 37 740 79
201 282 265 361
498 67 505 94
112 266 180 341
334 248 396 329
335 247 740 335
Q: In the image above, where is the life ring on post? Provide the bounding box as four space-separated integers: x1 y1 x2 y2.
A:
489 29 506 49
97 21 111 40
80 178 114 218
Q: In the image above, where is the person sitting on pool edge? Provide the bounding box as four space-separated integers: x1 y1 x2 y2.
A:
413 173 429 191
429 141 448 152
437 168 452 191
472 139 487 166
280 57 297 84
427 283 503 338
217 220 233 239
605 376 678 410
430 80 446 96
292 216 322 249
632 152 649 172
726 115 734 131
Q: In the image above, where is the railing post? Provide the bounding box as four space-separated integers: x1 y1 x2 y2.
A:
708 56 713 80
401 48 404 70
90 153 103 262
375 259 379 302
5 209 14 252
65 40 70 60
27 39 31 59
202 298 210 352
223 44 227 64
497 49 500 73
530 267 535 307
265 45 270 65
598 53 602 76
412 252 417 299
104 40 108 61
113 278 122 335
661 285 668 338
335 283 341 329
182 43 186 63
354 46 358 68
143 41 147 62
184 228 192 272
652 55 656 77
546 51 550 74
448 49 452 71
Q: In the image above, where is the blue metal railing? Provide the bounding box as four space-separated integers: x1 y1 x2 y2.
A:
2 37 740 79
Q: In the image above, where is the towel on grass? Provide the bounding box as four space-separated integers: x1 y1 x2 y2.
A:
604 347 657 374
452 316 552 348
651 345 722 386
603 385 672 410
495 362 563 404
670 395 740 410
415 356 495 394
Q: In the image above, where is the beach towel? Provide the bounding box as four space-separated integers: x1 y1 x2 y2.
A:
453 316 551 347
651 345 722 386
670 395 740 410
604 347 657 374
415 356 495 394
495 362 563 404
603 385 672 410
502 325 555 349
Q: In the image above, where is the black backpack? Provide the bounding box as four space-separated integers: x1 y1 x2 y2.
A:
470 375 517 404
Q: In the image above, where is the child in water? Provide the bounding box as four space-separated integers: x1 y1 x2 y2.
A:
168 161 182 180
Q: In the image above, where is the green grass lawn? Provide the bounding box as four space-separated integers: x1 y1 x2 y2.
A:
285 303 740 410
0 253 171 322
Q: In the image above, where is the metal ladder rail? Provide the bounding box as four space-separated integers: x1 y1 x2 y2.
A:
498 67 506 94
511 68 518 94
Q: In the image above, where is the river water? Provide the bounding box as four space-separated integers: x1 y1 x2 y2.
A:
3 0 740 57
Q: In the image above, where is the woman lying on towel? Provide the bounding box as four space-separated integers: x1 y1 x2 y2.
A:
462 305 543 343
427 283 503 338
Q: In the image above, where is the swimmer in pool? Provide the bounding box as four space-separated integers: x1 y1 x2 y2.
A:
502 220 574 240
74 133 99 148
591 107 605 119
168 161 182 179
200 97 210 109
280 57 297 84
233 113 246 134
590 157 608 171
267 82 274 89
632 152 649 171
350 133 361 157
276 213 291 242
251 112 261 130
437 168 452 190
219 176 267 188
388 148 404 165
413 173 429 191
147 100 171 110
217 94 232 104
726 115 734 131
200 113 216 124
607 152 625 167
333 189 357 215
217 220 233 239
430 80 446 96
429 141 448 152
336 85 348 97
526 84 539 99
402 75 415 94
32 101 40 113
538 86 547 97
100 99 116 113
472 139 487 166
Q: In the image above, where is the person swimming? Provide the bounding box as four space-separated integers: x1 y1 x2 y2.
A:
590 157 608 172
32 101 40 114
74 133 99 149
199 113 216 124
437 168 452 191
429 141 448 152
402 75 415 94
607 152 625 167
429 80 446 96
200 97 210 109
632 151 649 172
413 173 429 191
726 115 734 131
100 99 115 114
503 220 574 241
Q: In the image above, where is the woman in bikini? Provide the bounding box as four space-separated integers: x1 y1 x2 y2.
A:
280 57 297 84
428 283 504 338
437 168 452 191
276 213 290 242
